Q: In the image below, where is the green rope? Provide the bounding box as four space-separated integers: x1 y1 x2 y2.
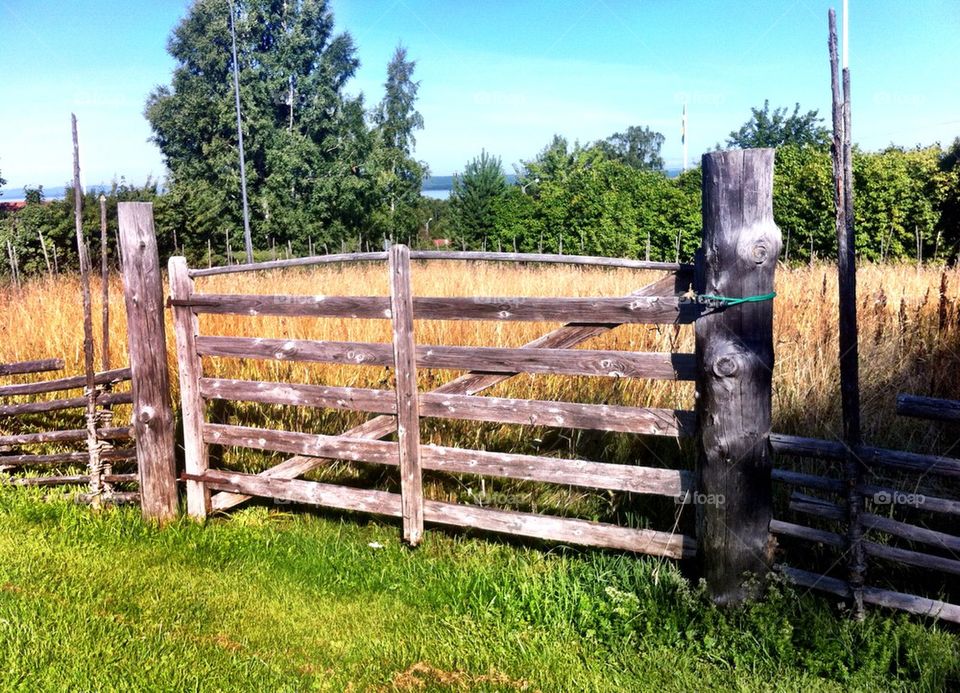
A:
697 291 777 308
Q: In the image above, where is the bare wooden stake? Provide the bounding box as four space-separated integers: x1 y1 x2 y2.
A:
6 240 19 290
99 194 110 372
37 230 52 276
830 7 865 619
72 114 103 507
388 244 424 545
695 148 781 605
117 202 178 523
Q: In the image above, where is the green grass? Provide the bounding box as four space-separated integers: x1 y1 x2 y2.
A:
0 489 957 692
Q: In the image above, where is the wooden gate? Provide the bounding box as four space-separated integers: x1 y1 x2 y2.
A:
169 247 699 559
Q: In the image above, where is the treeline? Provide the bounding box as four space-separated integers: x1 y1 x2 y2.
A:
1 0 959 275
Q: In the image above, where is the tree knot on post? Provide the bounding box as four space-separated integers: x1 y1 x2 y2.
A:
138 405 156 424
712 354 740 378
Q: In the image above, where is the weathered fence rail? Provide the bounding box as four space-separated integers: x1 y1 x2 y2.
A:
169 243 701 559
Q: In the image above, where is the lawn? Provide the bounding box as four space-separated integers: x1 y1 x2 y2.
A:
0 488 957 692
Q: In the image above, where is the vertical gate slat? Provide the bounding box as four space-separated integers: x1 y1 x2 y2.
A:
170 256 209 519
389 244 424 545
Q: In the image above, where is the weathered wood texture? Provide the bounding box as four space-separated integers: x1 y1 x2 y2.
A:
0 427 132 447
695 148 781 605
0 448 136 468
117 202 178 523
0 359 64 377
169 257 209 519
203 422 690 497
189 469 695 559
0 391 131 417
208 272 690 512
779 564 960 624
187 250 690 278
896 394 960 423
6 473 138 487
0 368 130 398
199 379 695 437
388 245 424 545
180 293 697 324
197 336 694 380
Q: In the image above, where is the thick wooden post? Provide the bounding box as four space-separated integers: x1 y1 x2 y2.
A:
117 202 178 523
695 148 781 605
389 244 424 545
169 256 209 519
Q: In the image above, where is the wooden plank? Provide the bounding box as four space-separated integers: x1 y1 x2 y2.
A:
771 434 960 479
864 541 960 576
0 359 64 377
169 257 209 520
0 391 131 417
859 483 960 517
203 422 690 496
0 368 130 398
187 251 389 278
0 448 136 468
185 294 696 324
199 379 694 437
0 427 132 447
7 473 137 487
771 468 844 493
117 202 178 523
897 394 960 423
862 513 960 553
197 337 695 380
695 148 781 605
389 244 424 545
208 272 690 512
190 469 695 559
778 564 960 623
769 519 845 548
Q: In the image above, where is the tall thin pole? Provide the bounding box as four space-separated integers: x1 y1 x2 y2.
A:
72 114 103 507
99 194 110 371
229 0 253 263
829 7 864 620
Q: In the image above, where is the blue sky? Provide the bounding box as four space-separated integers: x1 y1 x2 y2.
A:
1 0 958 191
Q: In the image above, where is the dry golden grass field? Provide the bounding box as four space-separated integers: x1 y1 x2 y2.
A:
2 260 958 512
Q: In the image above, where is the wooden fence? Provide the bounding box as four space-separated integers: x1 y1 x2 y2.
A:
0 357 137 502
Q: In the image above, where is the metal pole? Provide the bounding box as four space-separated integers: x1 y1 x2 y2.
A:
229 0 254 263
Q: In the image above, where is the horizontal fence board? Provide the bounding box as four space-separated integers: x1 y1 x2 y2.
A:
188 252 389 278
0 391 132 418
862 512 960 553
201 379 694 437
190 469 695 559
203 423 691 496
197 337 695 380
896 394 960 423
0 367 131 398
858 483 960 517
76 491 141 505
0 359 64 377
864 540 960 576
0 448 137 468
5 473 138 487
769 518 845 547
184 294 697 325
0 427 132 447
771 433 960 478
771 468 844 493
778 564 960 623
187 251 690 279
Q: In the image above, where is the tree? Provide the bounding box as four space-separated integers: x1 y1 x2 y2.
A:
370 45 427 244
726 100 829 149
145 0 373 255
594 125 665 171
450 150 507 249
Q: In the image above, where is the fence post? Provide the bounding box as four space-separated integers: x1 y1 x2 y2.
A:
117 202 179 523
695 148 781 605
169 256 209 519
388 244 424 545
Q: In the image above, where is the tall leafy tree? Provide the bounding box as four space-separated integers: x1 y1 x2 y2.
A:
726 100 829 149
145 0 373 255
450 150 506 249
371 45 426 244
594 125 665 171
